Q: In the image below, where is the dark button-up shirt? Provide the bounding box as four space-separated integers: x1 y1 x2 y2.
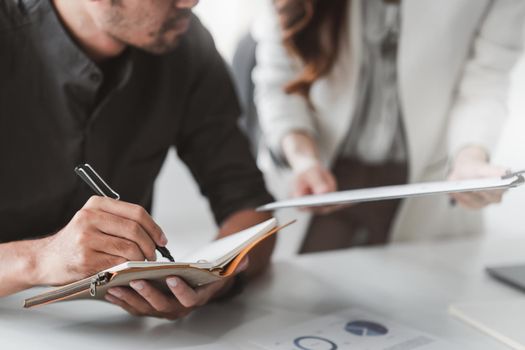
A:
0 0 273 243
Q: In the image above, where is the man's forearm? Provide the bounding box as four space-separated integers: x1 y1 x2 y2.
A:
0 239 41 297
218 209 275 278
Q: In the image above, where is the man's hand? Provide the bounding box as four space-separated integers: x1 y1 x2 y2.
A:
35 196 168 286
104 257 249 320
103 208 273 320
448 146 508 209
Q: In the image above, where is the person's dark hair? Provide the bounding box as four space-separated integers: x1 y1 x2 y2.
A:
274 0 348 105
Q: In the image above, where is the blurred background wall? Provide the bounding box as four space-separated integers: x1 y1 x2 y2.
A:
152 0 525 260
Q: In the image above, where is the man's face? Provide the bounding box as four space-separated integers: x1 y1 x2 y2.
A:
90 0 199 54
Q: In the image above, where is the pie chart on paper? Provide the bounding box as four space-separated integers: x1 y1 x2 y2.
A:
345 320 388 336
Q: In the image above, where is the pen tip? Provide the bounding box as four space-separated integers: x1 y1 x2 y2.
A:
157 246 175 262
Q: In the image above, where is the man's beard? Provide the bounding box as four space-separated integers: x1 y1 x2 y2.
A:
141 9 193 54
106 9 193 55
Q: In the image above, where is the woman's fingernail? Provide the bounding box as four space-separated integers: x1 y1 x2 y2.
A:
107 288 122 298
130 280 144 291
167 277 178 288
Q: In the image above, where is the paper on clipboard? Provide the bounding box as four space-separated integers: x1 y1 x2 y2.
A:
257 171 525 212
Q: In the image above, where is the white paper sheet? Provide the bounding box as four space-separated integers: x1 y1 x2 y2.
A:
253 308 459 350
257 175 524 211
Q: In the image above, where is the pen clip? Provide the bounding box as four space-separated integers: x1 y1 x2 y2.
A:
501 169 525 187
74 164 120 200
502 169 525 179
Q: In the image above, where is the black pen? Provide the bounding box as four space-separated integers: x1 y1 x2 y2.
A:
74 163 175 262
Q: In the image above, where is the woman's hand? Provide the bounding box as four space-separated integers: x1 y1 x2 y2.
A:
448 146 508 209
292 163 339 214
293 163 337 196
282 131 339 214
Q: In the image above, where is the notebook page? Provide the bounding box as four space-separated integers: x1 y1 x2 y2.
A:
105 218 277 271
180 218 277 266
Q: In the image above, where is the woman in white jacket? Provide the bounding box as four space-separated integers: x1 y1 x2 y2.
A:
251 0 525 252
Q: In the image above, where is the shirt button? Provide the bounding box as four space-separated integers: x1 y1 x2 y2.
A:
89 73 101 83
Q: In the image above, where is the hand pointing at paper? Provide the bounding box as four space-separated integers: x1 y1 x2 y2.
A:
264 132 517 253
283 132 339 215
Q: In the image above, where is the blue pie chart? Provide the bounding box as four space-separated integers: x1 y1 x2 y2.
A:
345 320 388 336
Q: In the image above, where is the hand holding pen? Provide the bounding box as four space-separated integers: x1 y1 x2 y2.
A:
34 196 171 286
31 163 175 286
75 164 175 262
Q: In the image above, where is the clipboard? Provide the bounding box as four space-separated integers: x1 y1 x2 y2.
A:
257 171 525 212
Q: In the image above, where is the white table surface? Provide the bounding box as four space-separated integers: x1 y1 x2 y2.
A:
1 235 524 349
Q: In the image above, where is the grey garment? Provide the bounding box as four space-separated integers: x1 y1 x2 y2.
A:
232 33 289 167
232 33 260 157
0 0 273 243
341 0 406 164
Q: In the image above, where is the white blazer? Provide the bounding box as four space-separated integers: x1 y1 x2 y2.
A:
252 0 525 243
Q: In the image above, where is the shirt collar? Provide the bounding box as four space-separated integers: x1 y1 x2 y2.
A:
33 0 103 88
31 0 134 107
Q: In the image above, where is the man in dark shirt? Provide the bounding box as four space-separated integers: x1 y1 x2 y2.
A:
0 0 275 319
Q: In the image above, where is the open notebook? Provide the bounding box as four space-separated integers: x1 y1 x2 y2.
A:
24 218 292 308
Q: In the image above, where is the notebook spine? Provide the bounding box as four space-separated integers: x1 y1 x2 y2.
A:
24 272 112 308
